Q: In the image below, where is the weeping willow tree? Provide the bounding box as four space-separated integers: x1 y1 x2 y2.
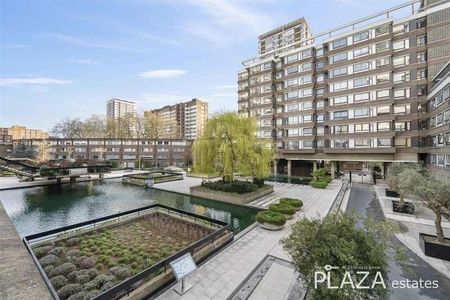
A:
193 112 273 183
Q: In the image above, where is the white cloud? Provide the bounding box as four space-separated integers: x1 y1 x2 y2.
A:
0 77 72 87
139 69 187 79
68 59 101 65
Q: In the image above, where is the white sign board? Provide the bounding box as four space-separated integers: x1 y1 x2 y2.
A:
169 253 197 281
69 168 88 175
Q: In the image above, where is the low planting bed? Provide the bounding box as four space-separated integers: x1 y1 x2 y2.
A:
392 200 415 214
190 180 273 205
256 211 286 230
268 203 296 220
310 180 328 189
279 198 303 211
419 233 450 261
25 205 232 300
265 175 312 185
122 171 183 187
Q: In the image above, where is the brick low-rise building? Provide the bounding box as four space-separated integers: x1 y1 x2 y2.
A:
14 138 192 168
238 0 450 177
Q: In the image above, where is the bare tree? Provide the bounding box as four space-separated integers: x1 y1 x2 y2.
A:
51 118 83 138
34 140 50 164
81 114 107 138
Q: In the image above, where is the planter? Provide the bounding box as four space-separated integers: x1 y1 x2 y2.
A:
386 189 399 198
257 222 284 231
419 233 450 261
392 200 415 215
190 185 274 205
283 214 294 220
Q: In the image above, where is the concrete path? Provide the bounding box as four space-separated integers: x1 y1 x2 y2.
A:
373 185 450 277
0 169 149 190
0 202 52 300
347 184 450 299
155 180 341 300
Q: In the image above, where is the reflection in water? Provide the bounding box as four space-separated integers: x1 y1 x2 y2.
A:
0 179 257 237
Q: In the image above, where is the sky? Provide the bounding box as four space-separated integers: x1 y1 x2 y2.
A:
0 0 406 131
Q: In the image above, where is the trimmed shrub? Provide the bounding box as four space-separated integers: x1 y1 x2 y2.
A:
49 263 77 278
39 254 59 268
100 281 116 292
44 265 55 274
310 180 328 189
256 211 286 226
75 274 90 284
66 249 81 258
89 274 115 290
110 266 131 280
50 275 67 290
87 268 100 280
49 246 65 257
33 246 53 258
80 257 96 269
67 291 86 300
57 283 83 300
66 238 81 247
84 290 100 299
201 180 258 194
268 203 296 216
68 270 88 282
253 178 265 187
279 198 303 209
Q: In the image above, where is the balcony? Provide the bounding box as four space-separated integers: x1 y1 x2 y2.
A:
323 146 396 153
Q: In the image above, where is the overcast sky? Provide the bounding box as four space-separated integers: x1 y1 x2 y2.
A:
1 0 405 131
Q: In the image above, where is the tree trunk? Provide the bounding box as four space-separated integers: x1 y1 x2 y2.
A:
399 193 405 206
434 209 445 243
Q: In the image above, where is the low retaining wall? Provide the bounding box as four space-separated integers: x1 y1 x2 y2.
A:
190 185 274 205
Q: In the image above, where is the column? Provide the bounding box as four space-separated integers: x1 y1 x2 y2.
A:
330 161 336 180
287 160 292 177
313 161 318 172
273 159 278 176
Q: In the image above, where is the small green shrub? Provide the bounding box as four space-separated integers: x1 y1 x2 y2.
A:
66 249 81 257
50 275 67 290
39 254 59 268
75 274 90 284
57 283 83 300
66 238 80 247
67 291 86 300
268 203 296 215
110 266 131 279
253 178 265 187
33 246 53 258
49 246 65 257
256 211 286 226
100 281 116 292
87 268 100 280
201 180 259 194
279 198 303 208
310 180 328 189
84 290 100 299
80 257 96 269
49 263 77 278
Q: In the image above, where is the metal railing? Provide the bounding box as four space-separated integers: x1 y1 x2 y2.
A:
23 204 232 300
327 179 350 215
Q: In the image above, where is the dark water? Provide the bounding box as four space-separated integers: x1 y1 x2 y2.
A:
0 180 258 237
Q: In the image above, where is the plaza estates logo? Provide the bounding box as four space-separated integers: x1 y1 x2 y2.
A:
314 265 439 290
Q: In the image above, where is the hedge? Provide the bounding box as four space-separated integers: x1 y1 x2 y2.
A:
268 203 296 215
279 198 303 208
310 180 328 189
201 180 258 194
256 211 286 226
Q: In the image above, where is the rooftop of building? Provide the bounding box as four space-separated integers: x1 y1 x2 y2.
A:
258 17 309 40
107 98 136 104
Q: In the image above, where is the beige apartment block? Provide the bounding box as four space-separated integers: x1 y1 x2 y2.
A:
238 0 450 177
145 98 208 140
0 125 49 140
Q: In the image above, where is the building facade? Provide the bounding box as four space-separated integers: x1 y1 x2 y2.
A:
238 0 450 176
106 98 136 119
145 98 208 140
106 98 136 137
0 125 48 141
14 138 192 168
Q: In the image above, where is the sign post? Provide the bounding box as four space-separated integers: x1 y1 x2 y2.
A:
169 252 197 295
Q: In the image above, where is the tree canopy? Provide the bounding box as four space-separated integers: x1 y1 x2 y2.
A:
193 112 273 182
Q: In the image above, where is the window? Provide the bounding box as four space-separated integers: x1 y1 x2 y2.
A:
303 128 313 135
334 110 348 120
331 52 347 63
286 90 299 99
417 68 427 80
354 107 370 117
316 100 325 109
377 106 390 115
302 114 312 122
393 39 409 51
333 96 348 105
354 92 370 102
416 18 426 29
287 116 299 124
417 51 426 63
316 61 324 70
376 57 390 68
302 49 312 58
376 73 390 84
287 66 298 75
376 40 389 52
333 81 348 91
333 125 348 134
354 77 370 87
377 122 390 131
393 71 410 83
287 128 299 137
377 138 391 147
263 62 271 70
393 55 409 67
333 37 347 49
303 140 314 148
300 75 312 84
286 103 299 112
395 121 410 131
316 74 324 83
353 46 369 57
353 31 369 42
334 139 349 148
302 88 313 97
376 89 390 99
286 78 299 87
317 127 325 135
286 53 298 63
316 48 324 57
353 62 370 73
355 123 370 132
375 24 389 36
316 114 325 122
394 104 410 115
302 101 313 110
394 88 409 99
355 138 370 147
393 23 408 35
417 35 426 46
316 88 324 96
330 66 348 78
302 62 312 71
395 138 411 147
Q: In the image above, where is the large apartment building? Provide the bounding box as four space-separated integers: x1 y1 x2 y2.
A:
0 125 48 142
106 98 136 137
238 0 450 177
145 98 208 140
14 138 192 168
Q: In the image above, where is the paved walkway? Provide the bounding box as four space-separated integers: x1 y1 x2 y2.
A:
155 180 342 300
0 170 149 190
0 202 52 300
373 184 450 277
347 184 450 299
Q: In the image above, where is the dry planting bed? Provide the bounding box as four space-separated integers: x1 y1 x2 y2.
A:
32 213 213 300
